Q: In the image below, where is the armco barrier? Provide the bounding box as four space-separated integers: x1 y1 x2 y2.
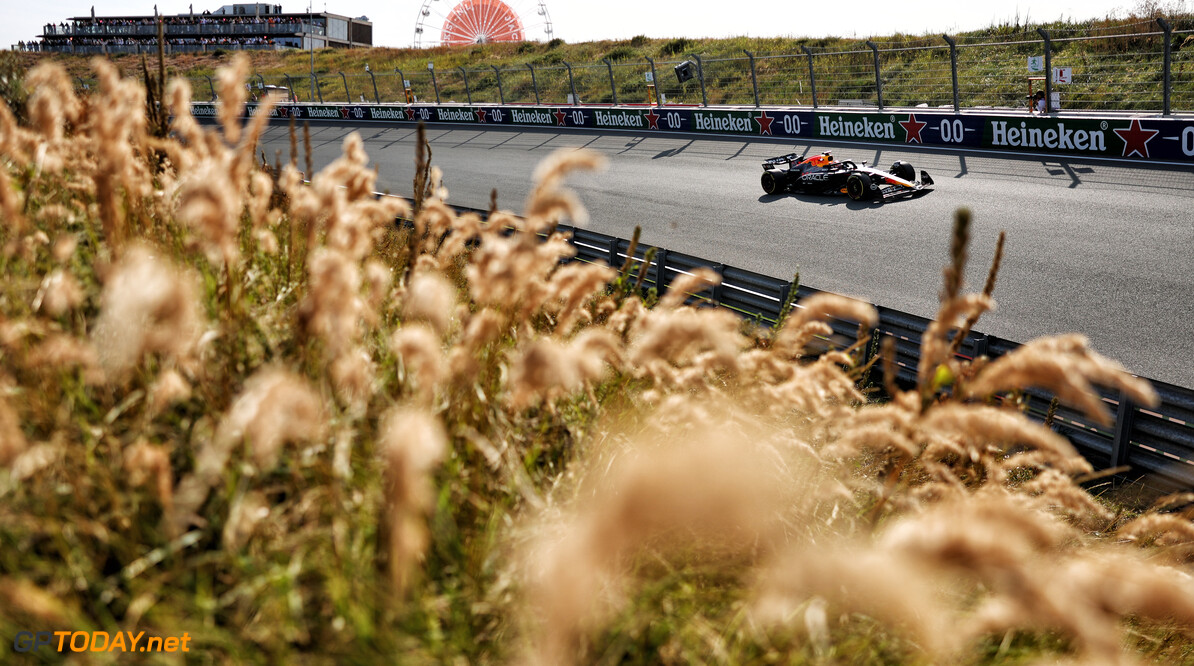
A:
556 217 1194 492
203 101 1194 165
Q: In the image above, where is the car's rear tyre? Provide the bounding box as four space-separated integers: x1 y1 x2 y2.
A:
846 173 873 201
889 161 916 181
761 171 786 195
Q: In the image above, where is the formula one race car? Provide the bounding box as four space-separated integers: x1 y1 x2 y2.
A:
761 151 934 201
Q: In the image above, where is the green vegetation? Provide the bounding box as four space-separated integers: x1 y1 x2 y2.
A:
13 7 1194 110
2 51 1194 665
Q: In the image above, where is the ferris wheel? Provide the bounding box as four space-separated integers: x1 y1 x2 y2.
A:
413 0 554 48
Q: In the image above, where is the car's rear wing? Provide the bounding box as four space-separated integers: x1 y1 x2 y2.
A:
762 152 803 167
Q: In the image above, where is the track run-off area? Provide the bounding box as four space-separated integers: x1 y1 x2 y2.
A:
257 122 1194 389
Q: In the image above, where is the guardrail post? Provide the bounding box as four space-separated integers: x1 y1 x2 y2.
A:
367 67 379 103
689 53 708 107
655 248 669 289
603 58 618 105
1037 28 1053 113
492 65 505 104
1158 17 1172 116
744 50 760 107
458 66 472 105
526 63 540 104
1110 392 1137 467
564 61 578 104
429 62 440 104
339 71 350 102
801 46 817 108
712 263 726 305
943 34 959 114
646 57 661 107
865 40 883 111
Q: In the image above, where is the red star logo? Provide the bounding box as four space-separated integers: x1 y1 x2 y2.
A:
754 110 774 135
553 108 567 126
339 107 350 119
900 114 927 143
276 107 289 118
643 109 660 130
475 108 487 123
405 106 416 120
1114 119 1159 158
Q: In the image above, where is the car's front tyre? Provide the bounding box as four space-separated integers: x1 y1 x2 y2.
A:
846 172 874 201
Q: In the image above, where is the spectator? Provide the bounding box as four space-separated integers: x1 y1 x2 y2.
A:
1030 90 1046 114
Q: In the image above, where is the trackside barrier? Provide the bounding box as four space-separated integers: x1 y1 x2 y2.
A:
549 216 1194 492
212 101 1194 165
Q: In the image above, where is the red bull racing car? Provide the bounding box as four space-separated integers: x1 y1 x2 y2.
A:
761 151 934 201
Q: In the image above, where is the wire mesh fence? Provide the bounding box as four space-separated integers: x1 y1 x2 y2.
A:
161 17 1194 114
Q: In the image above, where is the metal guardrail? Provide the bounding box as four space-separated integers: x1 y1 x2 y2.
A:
562 219 1194 491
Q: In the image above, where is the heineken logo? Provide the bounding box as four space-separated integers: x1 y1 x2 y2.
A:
990 121 1106 152
818 116 896 140
511 109 553 125
595 110 644 128
437 108 476 122
693 112 752 132
191 105 217 117
305 107 341 118
369 108 407 120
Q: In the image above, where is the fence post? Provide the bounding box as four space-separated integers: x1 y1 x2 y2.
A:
743 50 760 107
285 74 295 99
204 74 216 101
429 62 440 104
492 65 504 104
526 63 540 104
564 61 578 104
394 68 406 103
256 73 265 90
690 53 708 107
646 57 660 107
800 46 817 108
366 66 379 103
865 40 883 110
339 71 350 102
942 34 959 113
314 74 324 103
603 58 618 105
458 66 472 105
1110 392 1138 468
1037 28 1053 113
1158 17 1172 116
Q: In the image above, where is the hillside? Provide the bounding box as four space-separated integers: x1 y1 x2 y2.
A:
9 9 1194 112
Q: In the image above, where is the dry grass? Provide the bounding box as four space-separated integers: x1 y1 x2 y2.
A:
0 57 1192 665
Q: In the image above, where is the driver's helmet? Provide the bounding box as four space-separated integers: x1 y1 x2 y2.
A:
809 151 833 167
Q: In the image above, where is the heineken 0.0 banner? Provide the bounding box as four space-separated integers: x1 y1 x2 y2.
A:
194 102 1194 163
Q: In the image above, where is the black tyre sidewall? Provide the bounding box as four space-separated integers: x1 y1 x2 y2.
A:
846 173 871 201
762 171 779 195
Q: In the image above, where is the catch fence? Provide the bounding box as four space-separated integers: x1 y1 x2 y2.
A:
157 16 1194 114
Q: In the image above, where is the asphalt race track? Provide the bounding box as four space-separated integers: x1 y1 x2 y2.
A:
256 122 1194 388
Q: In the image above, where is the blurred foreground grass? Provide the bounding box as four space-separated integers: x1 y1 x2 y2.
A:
0 53 1193 665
